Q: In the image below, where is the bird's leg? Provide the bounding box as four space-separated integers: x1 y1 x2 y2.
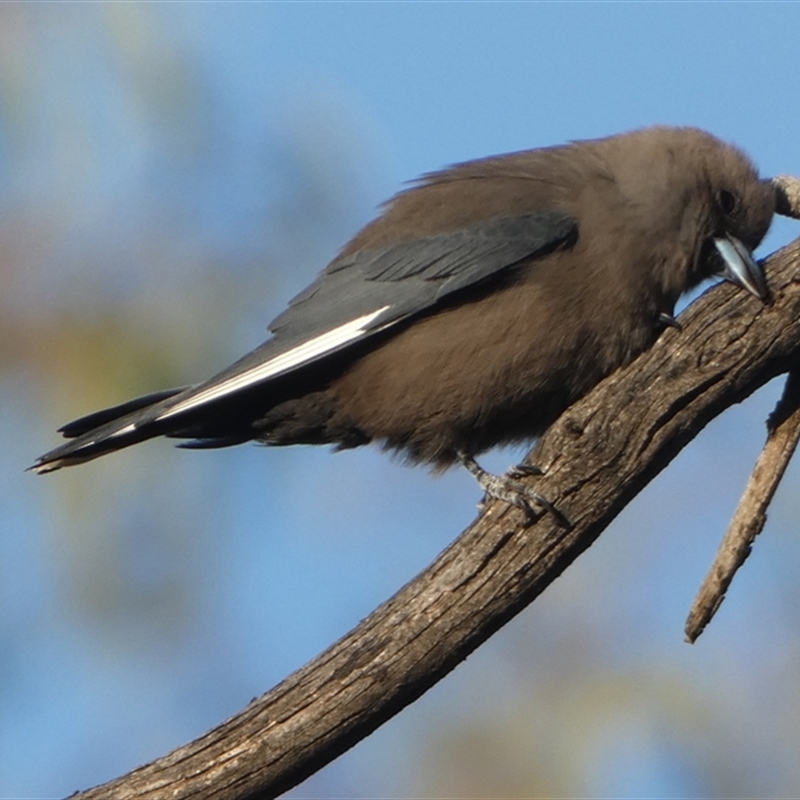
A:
457 452 572 528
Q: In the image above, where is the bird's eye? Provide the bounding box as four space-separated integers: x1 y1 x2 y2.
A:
718 189 739 215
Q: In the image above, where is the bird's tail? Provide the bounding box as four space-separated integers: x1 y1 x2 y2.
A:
31 387 190 473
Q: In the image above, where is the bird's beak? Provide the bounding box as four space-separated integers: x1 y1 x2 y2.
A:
713 234 768 301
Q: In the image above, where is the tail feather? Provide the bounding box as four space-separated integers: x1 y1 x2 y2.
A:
32 386 192 474
58 388 188 438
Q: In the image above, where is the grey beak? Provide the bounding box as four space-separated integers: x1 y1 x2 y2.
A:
714 235 768 301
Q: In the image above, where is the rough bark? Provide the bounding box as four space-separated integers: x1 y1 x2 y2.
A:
685 367 800 642
68 235 800 800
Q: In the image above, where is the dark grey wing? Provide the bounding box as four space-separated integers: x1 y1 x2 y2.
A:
270 211 575 341
149 211 576 423
36 209 575 456
31 210 575 471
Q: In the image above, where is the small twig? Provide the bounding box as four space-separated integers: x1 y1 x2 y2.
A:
685 369 800 643
773 175 800 220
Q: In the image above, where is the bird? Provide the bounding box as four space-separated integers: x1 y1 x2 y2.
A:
33 126 775 518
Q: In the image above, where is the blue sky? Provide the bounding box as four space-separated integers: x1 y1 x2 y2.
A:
3 4 800 798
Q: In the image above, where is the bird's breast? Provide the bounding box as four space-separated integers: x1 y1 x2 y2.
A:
328 257 660 465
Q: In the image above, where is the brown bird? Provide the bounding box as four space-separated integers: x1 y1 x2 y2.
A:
33 126 774 514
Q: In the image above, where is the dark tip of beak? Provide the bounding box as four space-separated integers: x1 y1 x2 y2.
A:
713 235 768 302
658 312 682 332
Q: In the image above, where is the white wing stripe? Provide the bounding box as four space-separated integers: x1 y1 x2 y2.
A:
109 424 136 439
154 306 391 422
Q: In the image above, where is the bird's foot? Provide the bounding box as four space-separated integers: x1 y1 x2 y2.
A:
457 452 572 529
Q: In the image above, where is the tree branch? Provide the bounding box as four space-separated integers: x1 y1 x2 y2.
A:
681 176 800 642
69 233 800 800
684 366 800 643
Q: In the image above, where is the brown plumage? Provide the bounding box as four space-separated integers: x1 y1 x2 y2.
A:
33 126 775 492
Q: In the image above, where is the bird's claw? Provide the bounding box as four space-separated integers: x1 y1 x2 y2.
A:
459 452 572 529
507 462 544 479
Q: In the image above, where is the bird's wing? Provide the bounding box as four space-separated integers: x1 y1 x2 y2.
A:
31 210 575 471
153 211 576 422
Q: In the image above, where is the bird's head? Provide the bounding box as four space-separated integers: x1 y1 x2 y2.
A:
668 127 775 302
595 126 775 305
699 162 775 302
